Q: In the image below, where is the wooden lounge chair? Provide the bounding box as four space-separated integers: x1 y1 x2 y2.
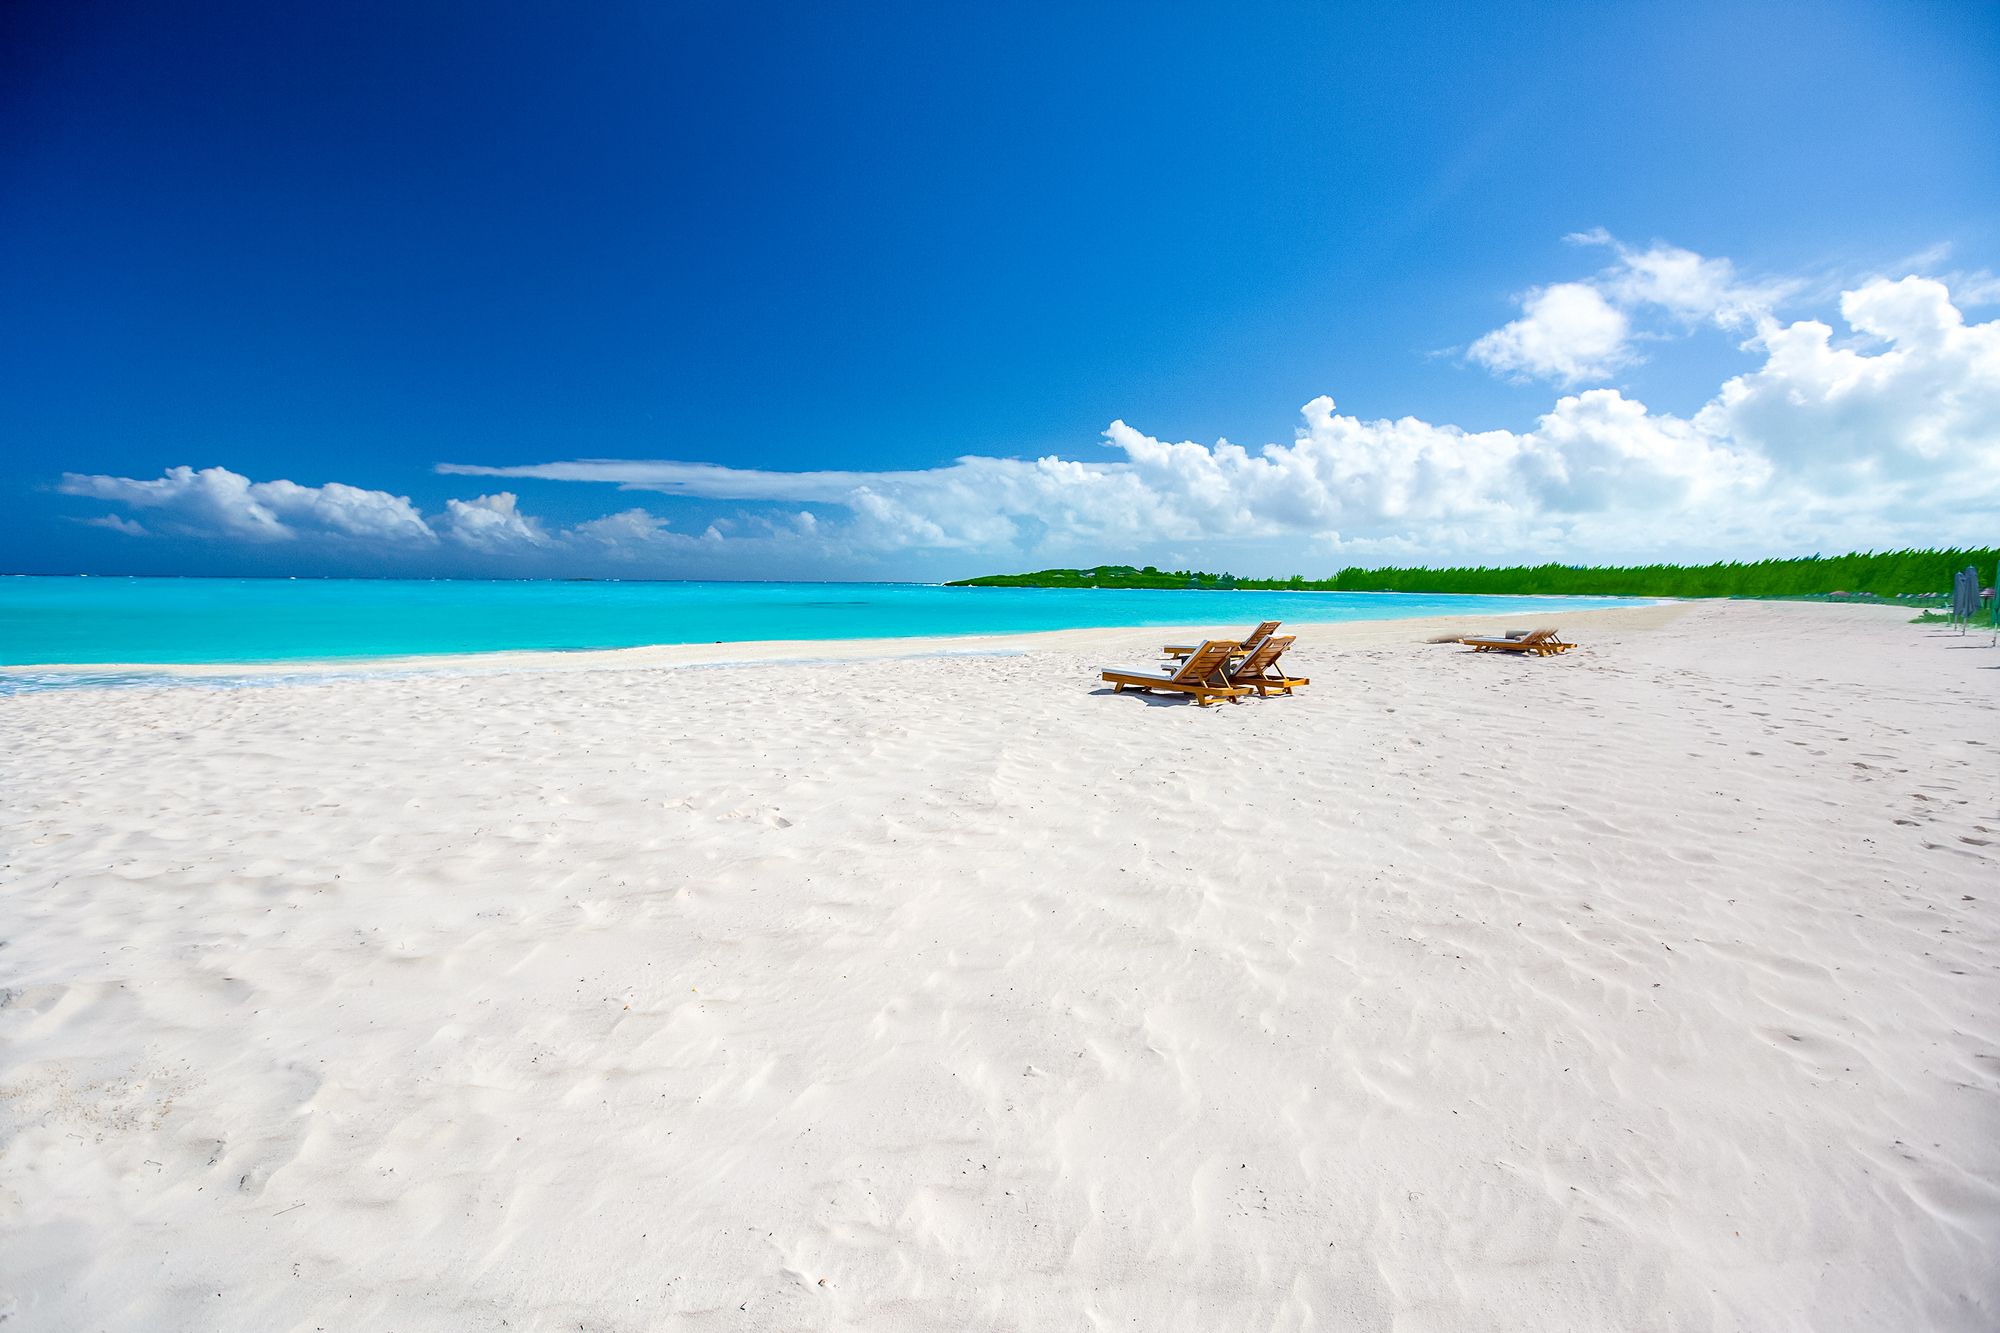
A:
1164 620 1280 661
1227 634 1309 696
1459 627 1575 656
1102 640 1250 705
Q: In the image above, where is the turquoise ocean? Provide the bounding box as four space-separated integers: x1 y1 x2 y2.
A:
0 577 1644 684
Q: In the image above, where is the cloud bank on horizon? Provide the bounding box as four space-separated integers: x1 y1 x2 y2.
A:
60 236 2000 577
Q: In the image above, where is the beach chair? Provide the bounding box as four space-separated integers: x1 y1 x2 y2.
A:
1459 627 1575 656
1101 640 1250 705
1227 634 1309 696
1164 620 1280 661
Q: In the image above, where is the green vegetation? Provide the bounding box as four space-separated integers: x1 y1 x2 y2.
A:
1912 606 1997 626
947 548 2000 599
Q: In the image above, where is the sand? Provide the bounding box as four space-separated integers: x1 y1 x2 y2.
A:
2 600 1995 1330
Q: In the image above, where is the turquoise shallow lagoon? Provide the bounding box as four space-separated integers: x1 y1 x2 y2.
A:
0 577 1647 669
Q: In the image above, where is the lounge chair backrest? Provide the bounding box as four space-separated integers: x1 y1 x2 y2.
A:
1173 640 1239 683
1231 634 1294 679
1242 620 1282 653
1519 627 1556 645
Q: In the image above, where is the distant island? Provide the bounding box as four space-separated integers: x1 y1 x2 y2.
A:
947 547 1999 600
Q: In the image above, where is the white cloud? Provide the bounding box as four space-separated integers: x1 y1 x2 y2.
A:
437 459 940 503
1592 238 1791 330
58 260 2000 575
441 271 2000 566
1467 283 1632 385
58 465 434 543
1948 270 2000 307
80 513 148 536
1469 231 1796 386
1699 276 2000 495
437 492 549 551
430 383 1776 559
571 506 678 547
568 507 742 558
61 464 288 539
259 479 442 542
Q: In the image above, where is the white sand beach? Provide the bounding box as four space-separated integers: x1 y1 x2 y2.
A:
2 600 1996 1331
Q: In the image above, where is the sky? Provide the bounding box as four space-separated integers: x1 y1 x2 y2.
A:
5 0 1998 581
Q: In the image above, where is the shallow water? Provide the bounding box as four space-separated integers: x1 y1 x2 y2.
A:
0 576 1643 671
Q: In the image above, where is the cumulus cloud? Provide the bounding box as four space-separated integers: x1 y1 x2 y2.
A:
58 465 435 544
1469 230 1796 385
440 272 1999 563
55 470 563 556
1699 276 2000 495
437 492 550 551
571 506 680 547
1467 283 1632 384
58 257 2000 574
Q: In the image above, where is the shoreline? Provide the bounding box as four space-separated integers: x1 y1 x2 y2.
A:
1 599 1683 679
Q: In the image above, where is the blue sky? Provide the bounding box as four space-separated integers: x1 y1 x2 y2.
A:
6 0 1998 580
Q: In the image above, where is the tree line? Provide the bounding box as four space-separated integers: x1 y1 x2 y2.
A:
946 548 2000 598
